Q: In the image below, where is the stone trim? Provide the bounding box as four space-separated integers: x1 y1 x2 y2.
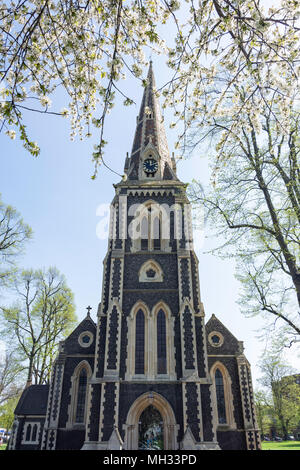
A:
237 355 261 450
139 144 161 181
41 361 58 449
99 256 109 315
84 377 93 442
125 301 176 381
114 382 120 428
138 259 164 283
119 179 184 188
104 299 122 378
98 383 106 442
65 354 95 358
101 382 118 442
21 422 41 445
109 257 124 304
125 301 150 380
129 199 171 253
152 301 176 380
94 255 109 378
178 256 193 304
78 331 94 348
50 362 64 426
123 391 178 450
183 382 202 443
208 331 224 348
196 383 203 441
182 382 187 433
8 418 19 449
42 359 65 449
200 316 209 377
127 189 175 196
179 298 198 379
208 354 239 357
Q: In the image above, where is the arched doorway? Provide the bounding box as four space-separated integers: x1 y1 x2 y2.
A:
138 405 164 450
124 392 178 450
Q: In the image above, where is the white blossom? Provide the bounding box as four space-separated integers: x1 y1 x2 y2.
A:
5 129 16 140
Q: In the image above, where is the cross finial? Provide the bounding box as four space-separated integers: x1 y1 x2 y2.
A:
86 305 92 316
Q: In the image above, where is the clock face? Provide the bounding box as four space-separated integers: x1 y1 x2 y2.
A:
143 158 158 174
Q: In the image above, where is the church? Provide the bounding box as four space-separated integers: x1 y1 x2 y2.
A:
8 64 261 451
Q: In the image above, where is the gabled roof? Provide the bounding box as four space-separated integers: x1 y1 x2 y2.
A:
205 314 244 355
61 310 97 355
14 385 49 416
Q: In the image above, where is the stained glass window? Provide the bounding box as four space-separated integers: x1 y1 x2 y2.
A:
135 309 145 374
212 335 220 345
157 309 167 374
25 424 31 441
31 424 37 442
75 368 87 423
215 369 226 424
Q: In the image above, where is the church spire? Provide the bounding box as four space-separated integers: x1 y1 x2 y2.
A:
126 62 177 181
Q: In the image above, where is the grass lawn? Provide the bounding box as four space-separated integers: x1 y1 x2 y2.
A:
261 440 300 450
1 441 299 451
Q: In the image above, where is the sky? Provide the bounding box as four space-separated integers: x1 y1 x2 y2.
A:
0 53 299 388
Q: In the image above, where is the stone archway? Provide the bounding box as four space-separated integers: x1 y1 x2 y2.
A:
123 391 178 450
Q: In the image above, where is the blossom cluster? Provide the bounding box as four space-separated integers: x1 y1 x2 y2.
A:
0 0 170 160
0 0 299 174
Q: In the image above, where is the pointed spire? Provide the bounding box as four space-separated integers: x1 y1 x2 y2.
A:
126 62 177 181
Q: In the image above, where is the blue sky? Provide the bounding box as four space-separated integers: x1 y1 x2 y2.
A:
1 56 299 387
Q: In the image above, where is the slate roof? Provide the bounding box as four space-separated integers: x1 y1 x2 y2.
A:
14 385 49 416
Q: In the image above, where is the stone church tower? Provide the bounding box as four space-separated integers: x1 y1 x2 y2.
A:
79 62 259 451
9 64 261 451
82 62 219 450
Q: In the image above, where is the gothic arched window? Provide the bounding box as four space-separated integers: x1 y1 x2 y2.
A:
31 424 38 442
135 309 145 374
157 309 167 374
141 214 149 251
153 216 161 250
75 368 88 423
136 203 163 251
215 369 226 424
25 423 32 442
67 361 92 429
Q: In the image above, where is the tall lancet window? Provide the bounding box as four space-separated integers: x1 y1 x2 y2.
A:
75 368 88 423
133 203 166 252
25 424 32 441
135 309 145 374
157 309 167 374
141 213 149 251
215 369 226 424
153 215 161 250
31 424 38 442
